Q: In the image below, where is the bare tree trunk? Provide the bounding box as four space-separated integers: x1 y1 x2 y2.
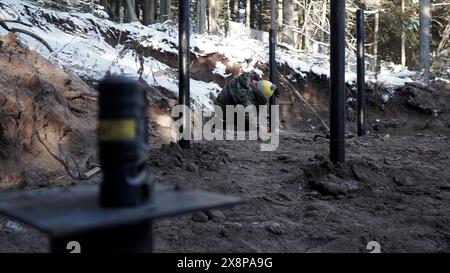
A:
209 0 218 33
149 0 155 24
91 0 95 14
114 0 121 22
198 0 207 33
143 0 150 25
232 0 239 19
254 0 262 31
226 0 231 35
278 0 283 40
159 0 171 22
101 0 108 14
419 0 431 83
301 0 313 51
282 0 295 45
298 1 304 49
246 0 251 28
319 0 328 54
373 9 380 72
126 0 139 22
401 0 406 67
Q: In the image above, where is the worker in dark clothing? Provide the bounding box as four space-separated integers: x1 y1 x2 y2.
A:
214 71 278 130
215 71 277 111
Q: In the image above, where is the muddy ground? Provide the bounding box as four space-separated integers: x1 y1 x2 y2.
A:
1 128 449 253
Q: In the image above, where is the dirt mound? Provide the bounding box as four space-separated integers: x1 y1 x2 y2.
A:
276 73 450 136
0 34 97 190
150 141 230 176
304 160 374 198
361 81 450 135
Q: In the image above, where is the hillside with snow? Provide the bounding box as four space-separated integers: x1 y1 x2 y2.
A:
0 0 417 110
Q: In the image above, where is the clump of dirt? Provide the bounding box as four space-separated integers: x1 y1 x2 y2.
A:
363 81 450 136
403 82 448 115
303 160 385 199
150 142 230 176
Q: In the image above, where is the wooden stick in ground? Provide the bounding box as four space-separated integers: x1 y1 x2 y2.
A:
82 167 101 180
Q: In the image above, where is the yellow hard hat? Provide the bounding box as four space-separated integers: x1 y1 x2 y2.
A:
257 80 276 100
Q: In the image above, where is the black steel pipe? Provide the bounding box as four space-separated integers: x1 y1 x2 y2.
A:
269 29 277 87
357 9 366 137
330 0 346 163
269 29 277 131
178 0 191 149
269 0 277 132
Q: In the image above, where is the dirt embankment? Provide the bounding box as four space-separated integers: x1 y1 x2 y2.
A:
276 75 450 136
0 34 187 191
368 81 450 135
0 34 98 190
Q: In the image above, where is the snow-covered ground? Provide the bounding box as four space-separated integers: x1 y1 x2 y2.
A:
0 0 416 109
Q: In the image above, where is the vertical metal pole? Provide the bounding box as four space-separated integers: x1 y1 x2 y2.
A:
269 0 277 131
357 9 366 137
330 0 346 163
179 0 191 149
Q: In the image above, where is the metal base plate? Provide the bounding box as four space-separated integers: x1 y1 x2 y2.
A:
0 185 243 237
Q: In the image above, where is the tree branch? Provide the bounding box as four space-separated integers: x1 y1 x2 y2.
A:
0 14 54 53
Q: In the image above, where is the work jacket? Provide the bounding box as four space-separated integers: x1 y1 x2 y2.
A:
215 72 268 112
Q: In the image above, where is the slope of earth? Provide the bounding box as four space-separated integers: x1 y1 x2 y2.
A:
0 33 183 191
1 128 449 253
0 34 97 190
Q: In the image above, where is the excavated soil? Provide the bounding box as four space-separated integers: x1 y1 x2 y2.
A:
0 34 97 190
1 129 449 253
149 131 450 253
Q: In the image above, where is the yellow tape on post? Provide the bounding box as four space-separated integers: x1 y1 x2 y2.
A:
99 119 136 141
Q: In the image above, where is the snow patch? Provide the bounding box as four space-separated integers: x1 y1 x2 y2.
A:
212 62 232 78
